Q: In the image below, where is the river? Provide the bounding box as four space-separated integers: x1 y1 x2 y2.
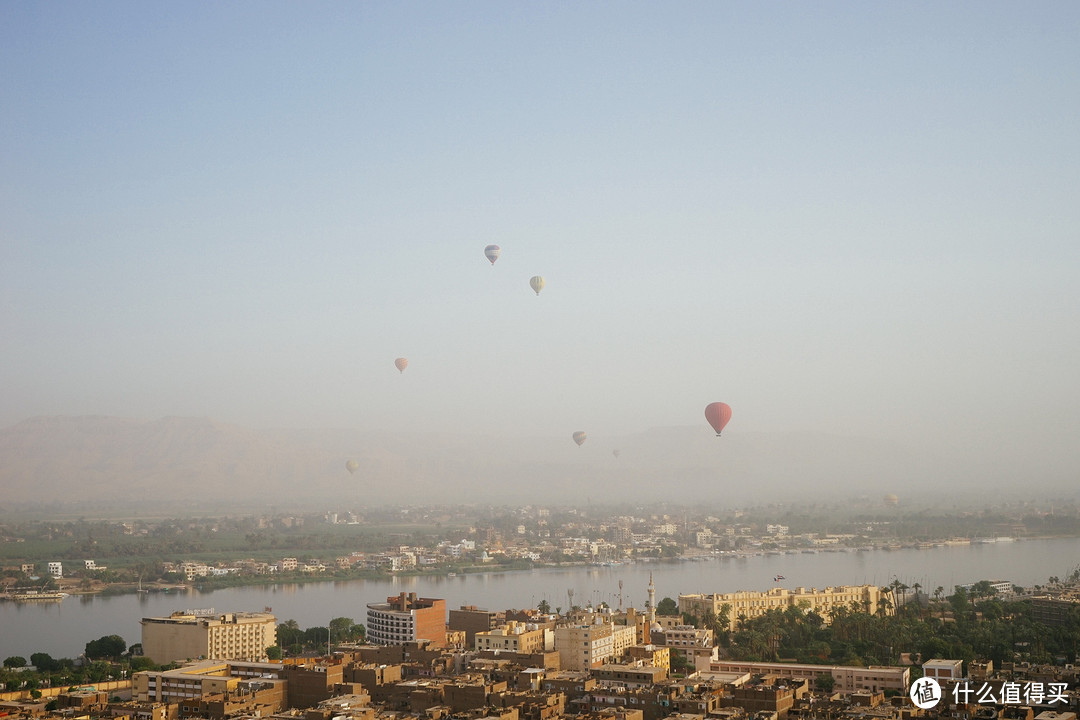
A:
2 537 1077 661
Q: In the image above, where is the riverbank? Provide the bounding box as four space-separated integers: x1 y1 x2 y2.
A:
25 533 1080 602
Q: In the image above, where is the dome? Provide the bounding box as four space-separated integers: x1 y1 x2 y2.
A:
650 622 663 633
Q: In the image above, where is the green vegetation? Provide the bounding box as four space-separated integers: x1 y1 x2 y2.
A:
0 619 357 695
0 636 177 693
720 593 1080 668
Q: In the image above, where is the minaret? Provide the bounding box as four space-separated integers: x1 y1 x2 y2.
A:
648 572 656 625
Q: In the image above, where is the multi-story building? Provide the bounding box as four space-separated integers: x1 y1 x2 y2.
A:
708 660 909 694
475 621 551 653
47 561 63 578
555 622 614 671
133 659 285 703
449 605 504 646
680 585 892 631
590 664 669 687
366 592 446 647
140 610 277 665
1031 595 1080 626
554 621 637 671
923 658 964 681
650 624 716 671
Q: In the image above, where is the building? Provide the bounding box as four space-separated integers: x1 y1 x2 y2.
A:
140 610 277 665
554 620 636 671
366 592 446 647
449 605 504 646
133 659 285 703
1030 595 1080 627
709 660 909 694
650 624 716 671
555 622 614 671
475 620 551 653
590 663 669 687
47 561 62 578
923 658 964 682
680 585 892 631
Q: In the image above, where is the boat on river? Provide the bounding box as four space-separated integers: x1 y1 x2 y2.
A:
4 590 68 602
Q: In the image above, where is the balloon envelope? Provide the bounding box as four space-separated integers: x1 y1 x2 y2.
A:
345 459 359 474
612 449 621 458
394 357 408 373
704 402 732 436
484 245 500 265
530 276 545 295
572 431 587 446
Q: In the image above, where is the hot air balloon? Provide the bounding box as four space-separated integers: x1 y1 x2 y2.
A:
394 358 408 373
704 402 732 436
612 449 621 459
345 459 359 474
883 494 899 507
530 276 545 295
572 431 587 447
484 245 500 265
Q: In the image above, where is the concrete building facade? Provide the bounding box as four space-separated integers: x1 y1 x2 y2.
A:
366 592 446 647
680 585 893 631
709 660 909 694
140 611 277 665
475 621 551 653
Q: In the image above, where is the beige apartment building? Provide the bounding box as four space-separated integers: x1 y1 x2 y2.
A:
554 621 637 671
708 660 909 694
133 659 285 703
474 620 551 653
680 584 893 631
141 610 277 665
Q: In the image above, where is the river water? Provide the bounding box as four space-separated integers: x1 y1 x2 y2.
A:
3 537 1078 661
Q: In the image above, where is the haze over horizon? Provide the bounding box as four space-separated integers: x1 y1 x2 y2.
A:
3 3 1078 502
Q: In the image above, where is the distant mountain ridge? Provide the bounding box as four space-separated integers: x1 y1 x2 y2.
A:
0 415 1026 513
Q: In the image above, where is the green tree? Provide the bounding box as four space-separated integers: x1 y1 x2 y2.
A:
3 656 27 668
30 653 57 672
85 635 126 660
656 597 679 616
130 656 157 672
266 646 283 660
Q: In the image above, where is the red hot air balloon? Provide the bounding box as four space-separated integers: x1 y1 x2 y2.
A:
704 402 732 436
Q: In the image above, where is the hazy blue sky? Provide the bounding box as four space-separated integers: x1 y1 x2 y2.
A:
3 3 1078 467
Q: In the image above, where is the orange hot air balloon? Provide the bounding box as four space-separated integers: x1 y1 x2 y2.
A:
394 358 408 373
704 402 732 436
572 431 587 447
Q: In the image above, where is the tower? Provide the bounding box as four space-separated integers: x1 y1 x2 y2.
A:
648 572 656 624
